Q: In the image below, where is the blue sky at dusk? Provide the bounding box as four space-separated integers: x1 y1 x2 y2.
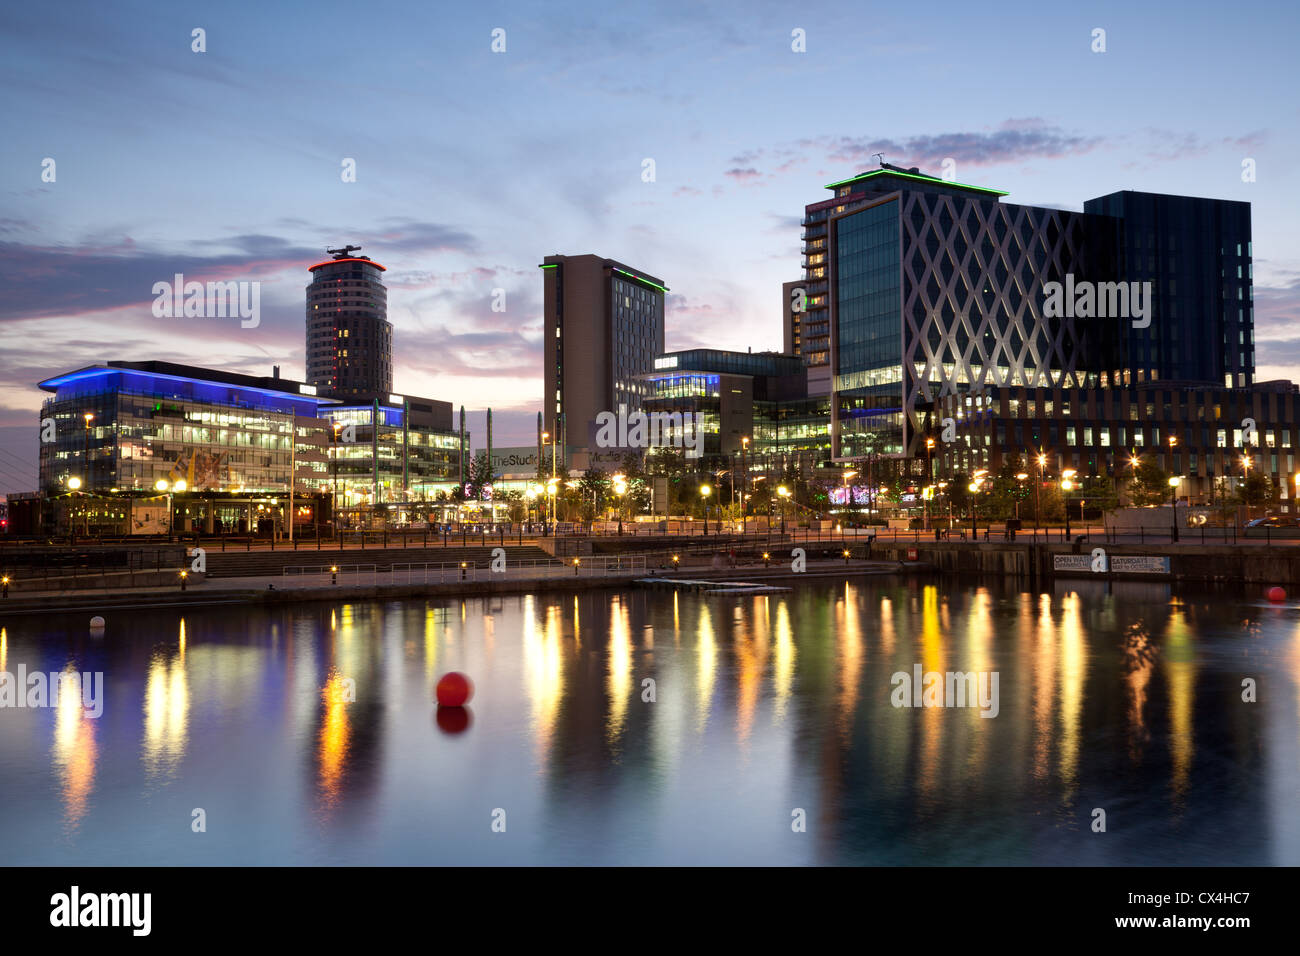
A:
1 0 1297 491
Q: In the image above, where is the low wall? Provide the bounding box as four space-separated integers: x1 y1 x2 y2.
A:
870 540 1300 585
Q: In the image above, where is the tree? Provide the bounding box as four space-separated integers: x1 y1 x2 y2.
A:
467 452 494 501
1238 472 1274 507
1127 459 1169 507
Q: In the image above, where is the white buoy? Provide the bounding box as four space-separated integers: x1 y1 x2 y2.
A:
90 615 106 629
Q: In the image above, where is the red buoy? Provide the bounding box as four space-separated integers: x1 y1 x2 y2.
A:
1267 586 1287 603
436 671 474 707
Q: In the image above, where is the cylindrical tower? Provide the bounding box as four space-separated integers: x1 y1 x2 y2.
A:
306 247 391 398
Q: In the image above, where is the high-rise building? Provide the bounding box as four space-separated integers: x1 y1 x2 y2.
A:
306 246 392 399
1084 190 1253 389
803 161 1251 466
540 254 667 448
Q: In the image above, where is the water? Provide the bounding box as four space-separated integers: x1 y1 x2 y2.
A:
1 578 1297 866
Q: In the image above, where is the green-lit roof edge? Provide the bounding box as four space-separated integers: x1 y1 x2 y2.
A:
612 267 669 293
538 263 559 268
824 169 1008 197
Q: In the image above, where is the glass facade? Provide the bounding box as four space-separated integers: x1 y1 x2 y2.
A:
611 276 664 413
1085 192 1253 388
38 365 332 495
834 199 905 459
320 404 462 512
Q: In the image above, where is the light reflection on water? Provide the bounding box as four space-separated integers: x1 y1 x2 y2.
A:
0 577 1296 866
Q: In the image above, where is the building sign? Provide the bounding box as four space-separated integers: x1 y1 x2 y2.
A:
478 446 540 473
1108 555 1170 574
1053 554 1170 573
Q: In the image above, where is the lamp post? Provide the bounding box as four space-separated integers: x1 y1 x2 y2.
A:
700 483 712 534
740 436 750 535
1015 473 1028 520
541 430 558 530
331 421 342 535
777 484 790 533
1035 453 1046 540
66 476 83 538
924 437 935 531
155 478 184 539
1061 469 1076 539
83 412 95 490
1168 476 1182 542
612 474 627 535
842 469 857 523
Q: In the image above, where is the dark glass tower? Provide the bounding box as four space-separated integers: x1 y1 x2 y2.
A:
1084 191 1253 388
306 247 392 399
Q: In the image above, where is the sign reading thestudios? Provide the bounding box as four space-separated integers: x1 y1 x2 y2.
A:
480 446 629 474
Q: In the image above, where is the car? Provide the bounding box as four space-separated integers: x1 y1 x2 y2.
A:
1246 516 1300 529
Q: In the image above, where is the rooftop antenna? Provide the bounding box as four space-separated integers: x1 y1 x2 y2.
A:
326 244 362 259
872 153 885 166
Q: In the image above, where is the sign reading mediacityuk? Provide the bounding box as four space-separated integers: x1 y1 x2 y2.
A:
1053 554 1170 573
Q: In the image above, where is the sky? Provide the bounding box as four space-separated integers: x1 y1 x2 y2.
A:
1 0 1298 493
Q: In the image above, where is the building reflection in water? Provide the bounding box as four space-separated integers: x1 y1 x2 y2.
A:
53 661 97 835
1164 605 1196 809
6 576 1292 865
141 618 190 784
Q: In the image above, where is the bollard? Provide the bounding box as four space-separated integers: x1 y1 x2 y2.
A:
331 565 338 585
843 548 850 565
2 574 9 598
763 552 770 567
573 557 581 576
460 561 467 581
179 570 188 591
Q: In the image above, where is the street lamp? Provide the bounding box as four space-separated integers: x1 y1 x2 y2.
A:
740 436 750 535
612 473 627 535
156 479 173 538
842 470 858 522
968 470 988 537
1035 453 1047 539
777 484 790 533
1061 468 1077 539
332 421 343 534
1015 473 1028 520
542 430 557 529
700 483 712 534
925 437 935 530
83 412 95 488
1168 475 1182 542
546 477 559 530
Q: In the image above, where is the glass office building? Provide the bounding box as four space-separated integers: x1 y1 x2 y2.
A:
318 398 463 522
36 361 464 533
38 361 336 496
806 162 1257 476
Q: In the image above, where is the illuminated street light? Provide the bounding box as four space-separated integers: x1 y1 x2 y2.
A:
1062 468 1078 537
1168 475 1183 542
